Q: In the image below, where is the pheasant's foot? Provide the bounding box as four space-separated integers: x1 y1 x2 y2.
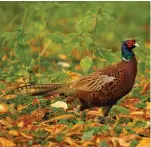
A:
99 115 116 124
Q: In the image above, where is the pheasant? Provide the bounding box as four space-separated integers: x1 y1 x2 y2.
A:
5 39 139 113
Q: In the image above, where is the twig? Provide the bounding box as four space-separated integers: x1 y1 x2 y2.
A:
21 10 27 29
40 40 51 56
93 8 101 45
38 35 41 74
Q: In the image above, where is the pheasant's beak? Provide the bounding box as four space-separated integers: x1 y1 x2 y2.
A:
134 42 139 47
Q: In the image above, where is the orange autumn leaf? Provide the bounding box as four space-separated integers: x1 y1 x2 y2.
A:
59 54 68 60
43 114 76 123
136 137 150 147
0 103 8 114
17 104 29 112
64 137 80 147
70 124 83 133
130 111 145 119
43 124 65 136
20 132 33 139
8 130 19 136
141 82 150 95
0 137 16 147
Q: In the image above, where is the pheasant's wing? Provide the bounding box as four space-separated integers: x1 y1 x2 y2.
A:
71 72 115 92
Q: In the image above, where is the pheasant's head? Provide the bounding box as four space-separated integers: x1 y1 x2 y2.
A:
122 39 139 50
121 39 139 61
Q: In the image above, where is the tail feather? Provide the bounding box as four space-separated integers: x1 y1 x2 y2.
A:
5 84 63 96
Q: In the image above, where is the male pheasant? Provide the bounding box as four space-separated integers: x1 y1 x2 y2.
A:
5 39 139 112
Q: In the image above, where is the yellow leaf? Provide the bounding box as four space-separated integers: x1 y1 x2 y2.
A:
70 124 83 133
17 121 24 128
8 130 19 136
146 102 150 110
130 111 145 119
0 119 12 128
59 54 67 60
0 103 8 114
136 137 150 147
64 137 80 147
17 104 28 112
20 132 33 139
43 124 65 136
0 137 16 147
43 114 76 123
88 109 103 116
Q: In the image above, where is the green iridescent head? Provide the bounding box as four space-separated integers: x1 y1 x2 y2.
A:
121 39 139 61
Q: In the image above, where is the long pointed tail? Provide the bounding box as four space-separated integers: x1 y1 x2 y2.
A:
4 83 63 96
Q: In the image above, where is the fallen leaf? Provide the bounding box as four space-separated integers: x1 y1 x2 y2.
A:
20 132 33 139
70 124 83 133
0 119 12 128
146 102 150 110
44 124 65 136
17 121 24 128
88 110 102 116
81 141 96 147
17 104 29 112
0 137 16 147
130 111 145 119
43 114 76 123
141 82 150 95
0 103 8 114
64 137 80 147
59 54 67 60
8 130 19 136
136 137 150 147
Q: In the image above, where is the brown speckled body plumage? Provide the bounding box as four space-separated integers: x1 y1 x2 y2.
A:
73 56 137 109
5 39 139 112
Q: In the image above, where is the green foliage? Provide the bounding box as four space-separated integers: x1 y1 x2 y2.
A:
49 33 64 44
56 133 64 142
82 130 94 140
99 140 109 147
130 139 139 147
111 105 130 115
80 56 92 74
133 120 147 128
125 126 136 134
118 117 132 124
114 123 123 135
135 101 147 109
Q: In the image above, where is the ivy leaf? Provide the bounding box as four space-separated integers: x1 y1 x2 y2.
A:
111 105 130 115
125 126 136 134
56 134 64 142
80 56 92 74
82 130 94 140
135 101 147 109
114 123 122 134
49 33 64 44
130 139 139 147
133 120 147 128
99 140 109 147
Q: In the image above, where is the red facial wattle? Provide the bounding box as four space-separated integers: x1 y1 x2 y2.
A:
127 40 135 48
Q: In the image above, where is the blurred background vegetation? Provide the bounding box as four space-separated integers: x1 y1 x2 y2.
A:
0 1 150 88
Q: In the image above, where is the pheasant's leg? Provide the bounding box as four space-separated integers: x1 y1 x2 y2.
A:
80 99 93 111
102 106 112 116
99 106 115 124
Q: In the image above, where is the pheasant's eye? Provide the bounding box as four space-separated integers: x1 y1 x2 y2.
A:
127 40 135 48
